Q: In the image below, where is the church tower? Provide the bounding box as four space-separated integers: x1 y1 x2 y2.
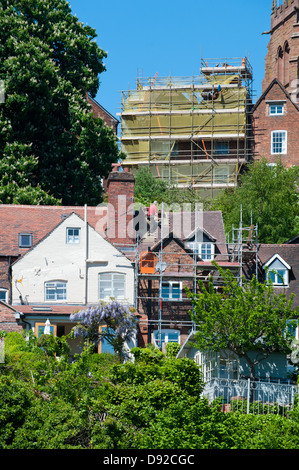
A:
252 0 299 168
262 0 299 100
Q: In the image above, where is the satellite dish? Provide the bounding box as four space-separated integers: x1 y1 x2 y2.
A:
156 262 167 273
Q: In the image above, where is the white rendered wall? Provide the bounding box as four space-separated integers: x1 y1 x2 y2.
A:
12 213 134 306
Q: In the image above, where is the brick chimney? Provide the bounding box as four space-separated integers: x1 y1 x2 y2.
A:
106 167 135 247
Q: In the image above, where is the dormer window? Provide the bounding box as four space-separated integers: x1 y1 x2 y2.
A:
19 233 32 248
263 254 291 287
66 228 80 244
186 228 216 261
187 242 215 261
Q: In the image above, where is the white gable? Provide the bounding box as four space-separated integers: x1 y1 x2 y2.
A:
12 213 134 305
263 253 291 271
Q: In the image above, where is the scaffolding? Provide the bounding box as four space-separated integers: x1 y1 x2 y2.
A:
133 204 259 348
119 57 255 198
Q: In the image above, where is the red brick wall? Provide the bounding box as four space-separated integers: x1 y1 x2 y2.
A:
252 81 299 166
137 239 196 347
263 0 299 95
87 96 119 134
106 170 135 246
0 303 23 333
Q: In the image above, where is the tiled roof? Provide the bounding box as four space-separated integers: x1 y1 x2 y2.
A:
13 304 87 316
0 204 107 257
139 211 227 253
244 244 299 309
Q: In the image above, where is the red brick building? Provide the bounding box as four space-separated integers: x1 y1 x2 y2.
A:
87 95 119 135
252 0 299 167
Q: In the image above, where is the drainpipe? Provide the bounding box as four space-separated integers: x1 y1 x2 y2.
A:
8 256 12 304
84 204 88 305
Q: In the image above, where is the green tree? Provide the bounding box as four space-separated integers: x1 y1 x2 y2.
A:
0 0 121 205
187 262 298 381
134 167 204 208
213 158 299 244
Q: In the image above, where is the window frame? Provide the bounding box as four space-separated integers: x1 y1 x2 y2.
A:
153 329 180 348
269 103 284 116
186 242 215 261
271 130 287 155
267 268 289 287
66 227 81 244
161 281 182 301
45 281 67 302
213 166 230 184
214 141 229 155
19 233 33 248
0 289 8 302
98 272 126 301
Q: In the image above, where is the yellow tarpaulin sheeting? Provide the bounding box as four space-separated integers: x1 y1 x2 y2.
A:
121 74 248 162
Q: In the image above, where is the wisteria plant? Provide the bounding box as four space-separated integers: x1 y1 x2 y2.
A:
70 301 138 360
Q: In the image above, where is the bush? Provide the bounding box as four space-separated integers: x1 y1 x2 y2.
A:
0 376 34 448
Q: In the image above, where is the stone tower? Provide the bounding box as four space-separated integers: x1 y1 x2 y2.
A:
262 0 299 101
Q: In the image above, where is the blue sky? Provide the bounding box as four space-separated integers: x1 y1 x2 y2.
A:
68 0 272 119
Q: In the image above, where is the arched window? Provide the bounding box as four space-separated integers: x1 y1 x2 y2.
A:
277 46 284 84
283 41 290 86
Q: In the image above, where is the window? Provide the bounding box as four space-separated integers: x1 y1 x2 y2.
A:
269 104 284 115
214 141 229 155
271 131 287 155
187 242 215 261
161 281 182 301
161 167 179 185
66 228 80 244
264 254 291 287
98 273 126 301
45 281 67 301
0 289 8 302
19 233 32 248
151 140 178 159
267 269 288 286
214 166 229 184
153 329 180 348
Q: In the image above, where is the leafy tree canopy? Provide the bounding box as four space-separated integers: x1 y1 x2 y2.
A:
134 167 204 209
0 0 121 205
212 158 299 244
187 262 298 380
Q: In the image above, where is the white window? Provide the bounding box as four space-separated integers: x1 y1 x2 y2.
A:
0 289 8 302
153 329 180 348
269 104 284 116
19 233 32 248
267 269 289 286
264 254 291 287
187 242 215 261
271 131 287 155
161 281 182 301
45 281 67 301
214 166 229 184
66 228 80 244
98 273 126 301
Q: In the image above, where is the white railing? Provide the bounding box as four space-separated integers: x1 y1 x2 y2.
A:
203 377 299 415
